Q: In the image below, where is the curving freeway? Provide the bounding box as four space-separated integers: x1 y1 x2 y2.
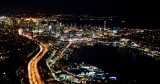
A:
19 29 49 84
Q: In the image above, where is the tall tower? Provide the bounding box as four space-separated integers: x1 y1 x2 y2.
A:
104 21 106 30
74 23 77 28
57 21 60 35
60 22 64 36
103 21 106 35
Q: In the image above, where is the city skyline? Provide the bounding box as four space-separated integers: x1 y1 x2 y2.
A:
0 0 160 84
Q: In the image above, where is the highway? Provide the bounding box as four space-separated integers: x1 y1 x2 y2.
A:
46 41 73 81
18 29 49 84
60 42 72 55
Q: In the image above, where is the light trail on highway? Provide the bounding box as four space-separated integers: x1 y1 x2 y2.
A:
19 29 49 84
60 42 72 55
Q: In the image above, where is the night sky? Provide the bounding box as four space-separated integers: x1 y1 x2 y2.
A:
0 0 159 15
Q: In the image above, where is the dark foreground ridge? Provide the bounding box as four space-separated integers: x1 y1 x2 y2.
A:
0 28 39 84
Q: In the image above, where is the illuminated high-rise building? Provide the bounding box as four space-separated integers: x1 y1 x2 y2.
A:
29 19 34 28
103 20 106 35
59 22 64 36
7 17 18 27
74 23 77 28
19 18 27 28
48 20 57 35
104 21 106 30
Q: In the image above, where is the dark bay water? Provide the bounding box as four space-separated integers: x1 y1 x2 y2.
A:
69 44 160 83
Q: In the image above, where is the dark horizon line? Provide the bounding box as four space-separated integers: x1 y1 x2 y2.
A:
1 9 160 17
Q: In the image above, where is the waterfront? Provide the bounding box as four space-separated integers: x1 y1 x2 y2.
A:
64 44 160 83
